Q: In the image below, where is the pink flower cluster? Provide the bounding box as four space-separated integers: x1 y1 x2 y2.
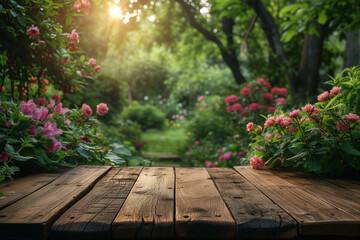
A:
67 29 79 51
250 155 265 170
74 0 91 15
224 95 238 104
205 160 217 168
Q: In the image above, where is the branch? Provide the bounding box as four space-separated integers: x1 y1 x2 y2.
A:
240 13 257 51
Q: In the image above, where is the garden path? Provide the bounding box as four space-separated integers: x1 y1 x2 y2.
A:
0 166 360 239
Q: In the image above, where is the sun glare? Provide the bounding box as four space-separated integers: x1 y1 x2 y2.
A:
110 6 122 19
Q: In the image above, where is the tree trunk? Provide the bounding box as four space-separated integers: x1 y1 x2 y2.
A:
175 0 246 84
343 30 359 69
245 0 297 103
298 22 326 98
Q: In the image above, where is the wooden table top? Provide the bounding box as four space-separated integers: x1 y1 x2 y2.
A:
0 165 359 240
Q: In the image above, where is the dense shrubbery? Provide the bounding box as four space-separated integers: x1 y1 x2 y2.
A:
246 67 360 176
121 104 166 130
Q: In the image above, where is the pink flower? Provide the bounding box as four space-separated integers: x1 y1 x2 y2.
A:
246 122 254 132
96 103 109 116
266 134 272 140
240 88 252 96
48 140 62 153
264 116 275 128
62 59 69 65
74 0 91 15
257 125 263 132
278 88 287 95
226 106 232 113
27 25 40 39
179 116 184 120
69 46 78 51
223 153 231 160
159 101 163 105
205 160 211 168
231 103 243 111
301 104 314 113
249 103 260 111
288 127 297 133
268 106 277 113
82 104 92 118
218 156 223 162
336 120 349 132
51 94 61 102
6 119 12 127
224 95 238 104
95 65 101 72
67 29 79 44
29 126 37 136
263 93 273 100
65 119 71 125
38 40 45 45
217 149 223 154
89 58 96 68
158 95 162 99
275 115 285 125
21 100 37 116
329 87 341 98
317 91 329 102
200 107 204 111
238 151 246 157
212 163 217 168
0 152 10 163
311 107 319 117
346 113 360 122
275 98 286 105
198 95 204 101
195 141 199 146
250 155 265 170
40 122 63 138
257 78 266 85
54 103 69 115
79 136 92 143
289 109 300 118
40 107 50 121
196 102 199 107
279 118 291 127
48 99 55 109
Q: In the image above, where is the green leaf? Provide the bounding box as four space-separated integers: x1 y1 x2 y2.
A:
280 3 307 15
305 160 321 172
5 144 14 154
76 147 93 159
79 55 85 63
104 152 125 164
9 10 17 17
9 166 20 174
317 10 327 24
14 155 34 161
340 146 360 156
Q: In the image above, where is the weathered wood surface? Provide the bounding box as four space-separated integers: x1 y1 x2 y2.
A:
270 169 360 219
175 168 236 240
0 165 111 240
0 173 61 210
112 167 174 240
235 166 360 237
208 168 297 239
52 167 143 240
1 165 360 240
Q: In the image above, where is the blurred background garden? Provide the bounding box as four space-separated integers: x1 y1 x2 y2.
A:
1 0 360 184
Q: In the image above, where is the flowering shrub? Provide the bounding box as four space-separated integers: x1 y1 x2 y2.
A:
246 67 360 176
224 78 288 126
0 98 136 185
183 140 247 168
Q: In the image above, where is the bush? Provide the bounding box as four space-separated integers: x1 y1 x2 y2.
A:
121 104 166 130
246 67 360 176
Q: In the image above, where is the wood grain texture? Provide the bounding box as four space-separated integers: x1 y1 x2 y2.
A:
0 173 61 210
0 165 111 240
175 168 235 240
270 169 360 219
323 178 360 195
208 168 297 239
235 166 360 237
51 167 142 240
112 167 174 240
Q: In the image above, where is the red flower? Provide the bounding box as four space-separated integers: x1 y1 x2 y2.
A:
249 103 260 111
224 95 238 104
35 98 47 106
27 25 40 39
240 88 251 96
81 104 92 118
79 136 92 143
96 103 109 116
0 152 10 163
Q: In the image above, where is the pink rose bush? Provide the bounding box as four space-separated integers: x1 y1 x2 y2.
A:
0 98 132 184
246 68 360 176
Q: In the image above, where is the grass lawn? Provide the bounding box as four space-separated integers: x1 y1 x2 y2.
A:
142 127 188 154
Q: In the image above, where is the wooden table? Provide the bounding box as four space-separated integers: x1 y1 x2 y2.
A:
0 165 360 239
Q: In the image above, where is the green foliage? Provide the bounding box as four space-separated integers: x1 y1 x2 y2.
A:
121 104 166 130
247 66 360 176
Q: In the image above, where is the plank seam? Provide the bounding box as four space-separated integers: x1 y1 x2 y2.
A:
206 168 237 240
173 167 176 240
0 174 61 211
45 166 112 239
233 167 301 237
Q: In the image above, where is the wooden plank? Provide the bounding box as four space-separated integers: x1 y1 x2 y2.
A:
234 166 360 237
0 165 111 240
323 178 360 195
208 168 297 239
175 168 236 240
112 167 174 240
51 167 143 240
270 169 360 219
0 173 61 210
